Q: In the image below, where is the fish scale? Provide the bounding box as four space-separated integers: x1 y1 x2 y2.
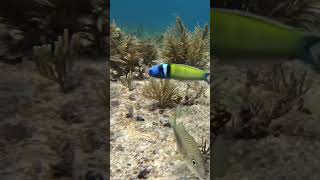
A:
171 108 207 179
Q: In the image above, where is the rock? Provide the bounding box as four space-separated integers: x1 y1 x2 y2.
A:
80 130 104 153
0 123 32 144
3 56 23 65
51 151 73 177
148 105 156 111
126 106 134 118
135 103 141 110
159 116 171 127
129 94 136 101
63 74 81 92
84 170 105 180
136 115 145 121
137 166 151 179
60 103 81 124
159 109 164 114
110 100 119 107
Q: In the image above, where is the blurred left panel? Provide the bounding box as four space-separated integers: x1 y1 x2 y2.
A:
0 0 109 179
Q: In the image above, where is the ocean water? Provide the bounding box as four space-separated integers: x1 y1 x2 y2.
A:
110 0 209 38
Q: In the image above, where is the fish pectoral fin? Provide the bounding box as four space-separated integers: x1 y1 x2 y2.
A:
172 152 184 161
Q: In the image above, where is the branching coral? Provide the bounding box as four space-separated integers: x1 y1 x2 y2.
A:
94 61 109 108
110 20 126 56
138 40 158 66
110 21 158 79
162 17 209 68
33 29 80 92
0 18 24 61
231 64 312 139
94 77 108 108
183 82 208 105
142 79 181 108
269 64 312 101
110 36 143 78
120 71 134 91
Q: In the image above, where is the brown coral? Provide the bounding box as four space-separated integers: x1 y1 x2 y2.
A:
142 79 180 108
162 17 209 69
33 28 80 92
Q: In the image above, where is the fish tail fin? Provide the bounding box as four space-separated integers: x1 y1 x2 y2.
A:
303 35 320 70
203 73 210 84
170 104 182 127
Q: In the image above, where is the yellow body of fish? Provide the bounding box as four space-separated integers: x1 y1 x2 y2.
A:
171 106 207 179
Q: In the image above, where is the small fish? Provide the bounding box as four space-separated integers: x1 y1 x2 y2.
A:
148 63 210 83
170 106 207 179
211 8 320 69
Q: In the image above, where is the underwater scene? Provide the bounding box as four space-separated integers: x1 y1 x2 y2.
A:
110 0 210 179
0 0 108 179
110 0 209 39
212 1 320 179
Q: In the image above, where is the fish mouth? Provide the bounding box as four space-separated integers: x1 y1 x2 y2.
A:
144 69 151 78
187 164 207 179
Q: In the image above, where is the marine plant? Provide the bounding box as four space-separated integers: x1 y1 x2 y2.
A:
33 29 80 92
210 76 232 135
248 64 312 118
232 90 277 139
94 78 108 108
269 64 312 102
110 36 143 78
211 99 232 136
231 64 312 139
201 134 210 160
0 18 24 61
162 17 209 69
78 0 109 55
183 82 208 105
110 21 158 79
142 79 181 108
120 71 134 91
110 20 126 56
139 40 158 66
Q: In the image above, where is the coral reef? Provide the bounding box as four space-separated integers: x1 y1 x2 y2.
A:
33 29 80 92
182 82 208 106
120 71 134 91
162 17 209 68
110 16 210 179
142 79 181 108
210 59 320 179
0 59 107 179
110 21 158 79
110 80 210 179
110 36 143 78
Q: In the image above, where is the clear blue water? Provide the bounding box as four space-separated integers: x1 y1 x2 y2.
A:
110 0 209 38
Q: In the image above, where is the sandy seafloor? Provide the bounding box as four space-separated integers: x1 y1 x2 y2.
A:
110 80 210 180
211 60 320 180
0 59 107 180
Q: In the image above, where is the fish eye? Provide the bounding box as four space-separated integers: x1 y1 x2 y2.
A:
192 159 197 165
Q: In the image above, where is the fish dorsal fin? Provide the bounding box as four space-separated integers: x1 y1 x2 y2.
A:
173 63 206 72
213 8 299 31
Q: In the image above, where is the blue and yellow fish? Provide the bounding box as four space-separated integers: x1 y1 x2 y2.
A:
148 64 210 83
211 8 320 68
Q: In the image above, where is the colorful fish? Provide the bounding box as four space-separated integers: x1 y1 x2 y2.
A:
148 63 210 83
211 8 320 68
